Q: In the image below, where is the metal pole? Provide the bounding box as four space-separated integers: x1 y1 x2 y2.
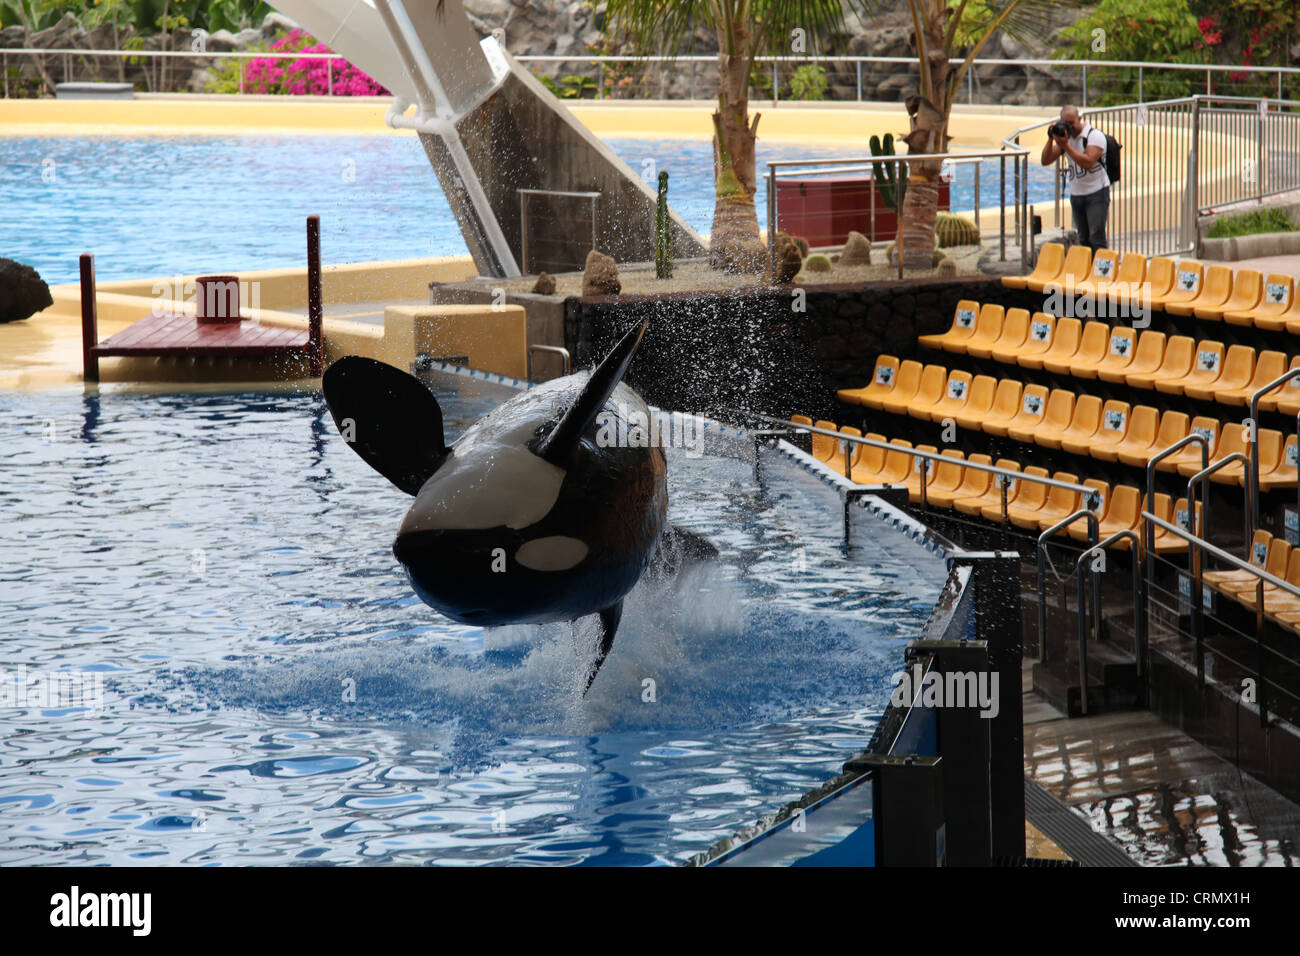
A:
1138 66 1143 103
766 166 776 281
999 152 1006 261
773 60 779 105
974 161 981 231
1082 64 1088 107
856 60 861 102
520 193 529 274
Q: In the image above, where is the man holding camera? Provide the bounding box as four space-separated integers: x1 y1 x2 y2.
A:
1041 104 1110 253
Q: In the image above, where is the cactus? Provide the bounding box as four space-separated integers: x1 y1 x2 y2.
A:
935 212 980 247
655 170 673 279
869 133 907 215
804 253 832 272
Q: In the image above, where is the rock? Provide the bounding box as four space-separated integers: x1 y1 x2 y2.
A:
234 28 262 49
32 13 85 50
532 271 556 295
839 230 872 266
206 30 238 52
582 250 620 296
188 68 215 93
804 253 832 272
771 232 803 284
0 259 54 324
261 12 301 40
0 26 27 49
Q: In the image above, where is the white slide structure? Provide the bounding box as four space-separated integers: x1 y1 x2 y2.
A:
269 0 706 277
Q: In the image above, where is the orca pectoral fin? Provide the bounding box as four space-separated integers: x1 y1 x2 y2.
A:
651 524 720 577
322 355 448 496
584 600 624 695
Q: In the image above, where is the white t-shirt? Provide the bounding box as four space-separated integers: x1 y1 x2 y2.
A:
1066 123 1110 197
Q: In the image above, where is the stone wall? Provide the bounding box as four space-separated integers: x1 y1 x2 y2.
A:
564 275 1015 420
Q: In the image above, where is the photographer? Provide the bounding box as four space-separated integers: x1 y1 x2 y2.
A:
1041 104 1110 253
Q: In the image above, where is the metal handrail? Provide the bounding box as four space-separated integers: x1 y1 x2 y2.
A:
1247 368 1300 536
1144 512 1300 598
1075 530 1142 714
1036 508 1100 666
526 344 571 380
747 412 1094 497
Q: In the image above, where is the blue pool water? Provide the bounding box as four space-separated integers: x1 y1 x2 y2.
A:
1 134 1057 286
0 379 948 865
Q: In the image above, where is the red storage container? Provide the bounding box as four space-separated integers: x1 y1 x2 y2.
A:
775 175 950 247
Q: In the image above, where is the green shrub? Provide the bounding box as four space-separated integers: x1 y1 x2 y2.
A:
789 64 827 101
1206 207 1297 238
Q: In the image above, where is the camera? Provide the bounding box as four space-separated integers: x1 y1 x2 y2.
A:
1049 121 1069 139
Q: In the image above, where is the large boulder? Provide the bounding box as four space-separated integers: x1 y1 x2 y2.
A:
582 250 620 296
0 259 54 324
838 230 873 266
771 232 803 284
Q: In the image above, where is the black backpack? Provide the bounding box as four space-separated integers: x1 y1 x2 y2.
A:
1103 132 1122 183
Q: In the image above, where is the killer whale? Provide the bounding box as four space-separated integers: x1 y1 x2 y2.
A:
322 319 697 690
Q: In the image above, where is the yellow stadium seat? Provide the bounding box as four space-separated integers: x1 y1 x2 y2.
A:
1237 547 1300 611
1205 530 1275 591
1216 349 1285 407
1074 325 1137 380
837 355 900 408
903 445 940 502
1207 269 1263 323
903 365 949 419
952 375 999 431
1045 320 1108 376
1167 263 1232 317
954 458 1019 517
1064 249 1119 298
1019 317 1081 372
1142 256 1178 302
1151 260 1204 311
993 312 1054 365
1008 388 1069 444
1126 335 1192 390
1257 356 1300 416
1028 245 1090 294
1099 330 1163 385
1002 242 1063 291
946 303 1004 355
983 382 1038 437
1240 275 1295 330
835 425 862 475
985 466 1049 523
1157 417 1219 473
1030 472 1083 531
1074 400 1130 459
1154 340 1223 396
1038 394 1101 451
919 449 967 506
927 370 975 422
1094 485 1142 548
1100 404 1156 464
1185 344 1253 402
876 360 924 415
1119 410 1189 468
883 364 946 416
811 419 839 463
1080 250 1146 299
927 453 992 509
918 300 981 351
849 432 890 484
876 439 916 484
970 307 1027 360
1065 480 1111 541
1259 435 1298 492
1152 496 1196 554
1179 422 1249 481
1232 429 1285 489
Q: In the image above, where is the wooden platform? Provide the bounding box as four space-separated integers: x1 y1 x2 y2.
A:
80 215 325 382
92 312 310 358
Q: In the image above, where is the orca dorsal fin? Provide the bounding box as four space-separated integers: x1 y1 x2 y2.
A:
322 356 449 496
533 318 649 465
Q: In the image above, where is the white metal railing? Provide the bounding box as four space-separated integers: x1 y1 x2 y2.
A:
5 48 1300 102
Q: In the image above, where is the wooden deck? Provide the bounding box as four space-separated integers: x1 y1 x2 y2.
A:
80 215 325 382
92 312 309 358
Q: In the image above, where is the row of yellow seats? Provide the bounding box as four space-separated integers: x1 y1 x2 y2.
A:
1204 530 1300 632
1002 244 1300 328
916 302 1300 407
789 415 1193 552
834 363 1299 488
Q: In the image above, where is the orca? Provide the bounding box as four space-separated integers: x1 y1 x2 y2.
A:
322 319 687 690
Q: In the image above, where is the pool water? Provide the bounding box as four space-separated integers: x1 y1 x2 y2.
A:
0 380 947 865
1 134 1057 286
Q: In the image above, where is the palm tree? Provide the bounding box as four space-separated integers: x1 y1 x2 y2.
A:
602 1 854 272
860 1 1053 268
